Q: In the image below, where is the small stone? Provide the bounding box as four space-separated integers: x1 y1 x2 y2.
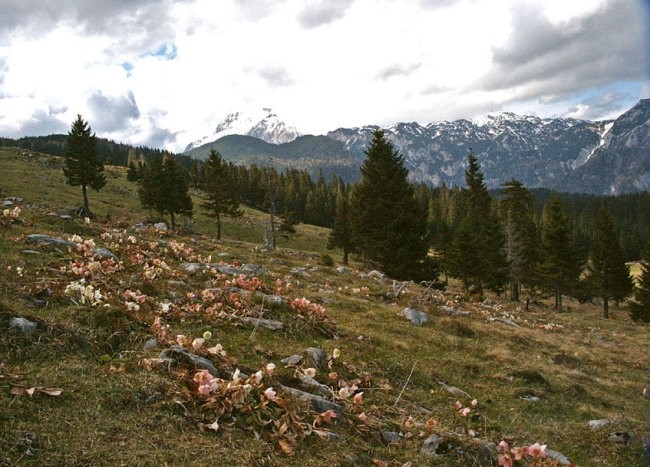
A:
154 222 168 231
92 247 118 261
143 339 158 351
519 395 541 403
420 434 442 457
608 431 632 444
305 347 328 368
440 306 470 316
380 431 400 444
367 270 385 279
336 266 349 274
9 317 37 334
545 448 572 465
281 354 303 366
240 317 283 331
588 419 613 430
21 250 41 255
400 307 429 325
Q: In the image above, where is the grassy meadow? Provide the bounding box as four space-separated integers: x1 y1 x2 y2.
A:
0 147 648 466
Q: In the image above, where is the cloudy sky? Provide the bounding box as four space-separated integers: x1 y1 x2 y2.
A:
0 0 648 152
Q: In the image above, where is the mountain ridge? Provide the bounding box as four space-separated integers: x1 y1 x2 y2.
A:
185 99 649 194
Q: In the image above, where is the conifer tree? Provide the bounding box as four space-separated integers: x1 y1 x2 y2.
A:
200 150 241 240
589 207 634 318
126 160 140 182
328 188 354 265
499 179 540 301
539 195 583 312
63 115 106 217
450 150 508 294
629 246 650 323
138 156 164 219
350 130 429 279
162 157 193 229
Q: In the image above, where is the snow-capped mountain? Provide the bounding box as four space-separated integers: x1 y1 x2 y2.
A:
185 99 650 195
184 108 300 152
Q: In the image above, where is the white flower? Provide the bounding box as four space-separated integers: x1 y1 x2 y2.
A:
191 338 205 350
303 368 317 378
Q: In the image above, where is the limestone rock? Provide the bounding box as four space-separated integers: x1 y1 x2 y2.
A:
279 385 343 418
9 317 37 334
240 317 283 331
305 347 328 368
420 434 442 457
588 419 613 430
545 448 572 465
281 354 303 366
400 307 429 326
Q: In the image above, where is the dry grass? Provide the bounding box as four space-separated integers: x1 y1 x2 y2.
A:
1 148 648 466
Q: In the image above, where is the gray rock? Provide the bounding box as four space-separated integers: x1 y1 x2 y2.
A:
26 234 75 248
438 381 471 398
380 431 401 444
241 263 265 275
9 317 37 334
240 317 283 331
281 354 303 366
367 270 385 279
21 250 41 255
440 306 470 316
159 346 230 379
588 419 613 430
179 262 208 274
3 199 14 206
143 338 158 351
420 434 442 457
153 222 168 231
488 316 520 328
290 267 311 277
92 247 118 261
296 373 331 397
260 294 286 308
400 307 429 325
279 385 343 418
305 347 328 368
545 448 572 465
608 431 632 444
336 266 349 274
217 252 230 257
59 214 72 220
519 395 541 403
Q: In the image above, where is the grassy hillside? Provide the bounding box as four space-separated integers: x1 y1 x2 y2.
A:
1 147 648 466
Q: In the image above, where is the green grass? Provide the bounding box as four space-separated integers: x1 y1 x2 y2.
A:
1 147 648 466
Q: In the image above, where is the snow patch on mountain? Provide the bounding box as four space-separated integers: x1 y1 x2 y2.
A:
184 108 300 152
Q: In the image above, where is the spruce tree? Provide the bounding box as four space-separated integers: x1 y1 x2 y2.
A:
63 115 106 217
450 150 508 294
589 207 634 318
499 179 540 301
162 157 193 229
328 188 354 265
350 130 429 279
540 195 583 312
138 156 164 219
200 150 241 240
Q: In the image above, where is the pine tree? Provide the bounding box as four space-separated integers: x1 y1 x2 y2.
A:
328 187 354 265
350 130 429 279
162 157 193 229
200 150 241 240
63 115 106 217
499 179 540 301
138 156 164 219
126 160 140 182
540 196 583 312
450 150 508 294
589 207 634 318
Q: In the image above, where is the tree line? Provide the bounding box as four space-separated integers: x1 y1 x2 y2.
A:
14 116 650 322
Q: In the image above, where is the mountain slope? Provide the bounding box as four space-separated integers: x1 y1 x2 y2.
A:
185 100 649 194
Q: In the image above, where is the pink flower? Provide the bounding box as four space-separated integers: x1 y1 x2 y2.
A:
319 409 337 423
454 400 463 410
459 407 471 417
528 443 547 457
471 398 478 406
358 412 368 422
498 440 510 452
265 363 276 375
511 446 528 461
353 392 364 404
264 387 278 401
498 454 513 467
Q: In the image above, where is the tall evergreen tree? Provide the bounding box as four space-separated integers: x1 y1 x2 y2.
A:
539 195 583 312
162 157 193 229
63 115 106 217
200 150 241 240
350 130 429 279
138 156 164 219
589 207 634 318
328 187 354 265
450 150 508 294
499 179 541 301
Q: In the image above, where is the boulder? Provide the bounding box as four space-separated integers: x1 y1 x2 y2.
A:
420 434 443 457
400 307 429 326
26 234 75 249
240 317 283 331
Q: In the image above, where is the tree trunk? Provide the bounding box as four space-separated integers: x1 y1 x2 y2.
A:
554 288 562 312
343 249 349 265
170 211 176 229
603 296 609 319
511 282 520 302
82 185 90 217
216 212 222 241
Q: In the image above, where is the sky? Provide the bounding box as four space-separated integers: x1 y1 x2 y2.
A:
0 0 648 152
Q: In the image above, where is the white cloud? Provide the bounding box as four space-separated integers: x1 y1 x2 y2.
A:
0 0 647 151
